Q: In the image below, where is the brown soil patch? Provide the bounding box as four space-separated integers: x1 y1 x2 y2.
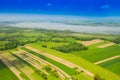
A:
97 43 115 48
81 39 103 46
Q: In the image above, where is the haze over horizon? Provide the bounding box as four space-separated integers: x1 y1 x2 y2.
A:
0 0 120 34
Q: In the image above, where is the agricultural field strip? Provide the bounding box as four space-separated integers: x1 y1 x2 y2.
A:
97 42 115 48
81 39 103 46
94 55 120 65
25 46 94 77
0 54 23 80
12 51 49 75
1 53 33 80
17 49 70 79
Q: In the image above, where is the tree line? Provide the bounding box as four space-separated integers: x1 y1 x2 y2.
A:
51 43 88 53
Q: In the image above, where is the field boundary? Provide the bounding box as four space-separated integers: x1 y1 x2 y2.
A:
97 43 115 48
0 54 23 80
13 49 69 79
24 45 94 77
94 55 120 65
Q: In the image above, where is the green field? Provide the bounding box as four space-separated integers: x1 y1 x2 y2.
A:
21 47 76 76
28 41 120 80
0 27 120 80
99 58 120 76
71 43 120 62
0 60 19 80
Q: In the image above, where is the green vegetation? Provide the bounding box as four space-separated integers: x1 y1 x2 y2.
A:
21 47 76 76
11 53 44 80
52 43 88 53
71 44 120 62
29 42 120 80
0 27 120 80
0 60 19 80
0 26 120 51
99 58 120 76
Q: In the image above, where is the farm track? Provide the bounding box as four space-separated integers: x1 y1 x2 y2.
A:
97 43 115 48
0 53 24 80
12 51 49 75
94 55 120 65
24 45 94 77
14 49 70 79
1 53 34 80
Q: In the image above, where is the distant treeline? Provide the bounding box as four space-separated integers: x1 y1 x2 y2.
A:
0 27 120 51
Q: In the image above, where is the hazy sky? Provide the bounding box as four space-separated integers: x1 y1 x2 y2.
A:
0 0 120 16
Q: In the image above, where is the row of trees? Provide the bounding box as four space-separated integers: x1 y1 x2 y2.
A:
52 43 88 53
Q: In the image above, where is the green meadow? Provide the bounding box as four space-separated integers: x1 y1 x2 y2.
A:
0 27 120 80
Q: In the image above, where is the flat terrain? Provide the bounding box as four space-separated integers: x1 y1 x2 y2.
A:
99 58 120 76
0 58 19 80
0 27 120 80
28 41 120 80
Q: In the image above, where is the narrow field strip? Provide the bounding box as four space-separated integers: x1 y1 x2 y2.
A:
94 55 120 65
23 46 94 77
22 47 76 76
12 52 63 80
1 53 33 80
11 53 44 80
97 43 115 48
18 49 71 79
0 59 19 80
0 54 23 80
12 52 48 75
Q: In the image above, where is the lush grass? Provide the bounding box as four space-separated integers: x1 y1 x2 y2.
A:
99 58 120 76
21 47 76 76
71 42 120 62
0 41 9 45
28 42 120 80
0 60 19 80
65 38 76 43
42 42 68 48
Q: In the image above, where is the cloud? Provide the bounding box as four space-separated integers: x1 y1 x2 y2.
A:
101 5 109 9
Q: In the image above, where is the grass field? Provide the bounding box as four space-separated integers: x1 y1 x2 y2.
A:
21 47 93 80
0 60 19 80
21 47 76 76
28 41 120 80
99 58 120 76
0 27 120 80
71 42 120 62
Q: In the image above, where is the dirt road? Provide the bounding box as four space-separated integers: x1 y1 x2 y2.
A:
24 46 94 77
94 55 120 65
14 49 71 79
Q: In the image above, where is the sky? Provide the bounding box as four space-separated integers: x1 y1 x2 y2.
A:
0 0 120 16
